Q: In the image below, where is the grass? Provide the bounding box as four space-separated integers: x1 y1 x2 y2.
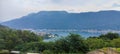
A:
116 48 120 52
0 50 9 54
101 47 120 53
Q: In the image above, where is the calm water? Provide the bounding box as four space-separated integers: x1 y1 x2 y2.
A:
31 29 120 41
43 31 101 41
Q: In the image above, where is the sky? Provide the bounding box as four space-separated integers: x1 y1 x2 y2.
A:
0 0 120 22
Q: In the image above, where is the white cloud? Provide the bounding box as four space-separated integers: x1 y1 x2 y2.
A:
0 0 120 22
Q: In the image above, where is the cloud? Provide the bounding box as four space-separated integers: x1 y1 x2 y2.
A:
112 3 120 7
0 0 120 22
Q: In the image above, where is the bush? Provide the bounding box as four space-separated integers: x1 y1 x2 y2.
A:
43 50 53 54
111 38 120 47
85 38 105 50
0 50 9 54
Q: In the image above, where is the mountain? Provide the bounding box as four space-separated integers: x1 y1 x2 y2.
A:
0 24 9 29
0 24 5 28
1 10 120 30
0 21 2 23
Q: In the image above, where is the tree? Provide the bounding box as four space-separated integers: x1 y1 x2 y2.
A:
85 38 105 50
0 39 5 50
54 33 89 53
99 32 120 40
111 38 120 47
0 28 43 51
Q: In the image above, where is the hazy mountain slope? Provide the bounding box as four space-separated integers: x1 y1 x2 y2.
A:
0 24 8 28
2 10 120 30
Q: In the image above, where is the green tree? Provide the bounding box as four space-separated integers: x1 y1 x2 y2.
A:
54 33 89 53
0 39 5 50
99 32 120 40
0 27 43 51
111 38 120 47
85 38 105 50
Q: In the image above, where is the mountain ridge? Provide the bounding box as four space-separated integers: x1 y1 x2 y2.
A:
1 10 120 30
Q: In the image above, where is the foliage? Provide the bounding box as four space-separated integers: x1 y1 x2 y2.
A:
87 32 120 50
0 50 9 54
0 25 120 53
111 38 120 47
53 33 89 53
99 32 120 40
43 50 53 54
0 26 43 51
85 38 105 50
116 48 120 52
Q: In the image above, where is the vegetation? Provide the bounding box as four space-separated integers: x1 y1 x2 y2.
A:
0 25 120 54
0 26 42 52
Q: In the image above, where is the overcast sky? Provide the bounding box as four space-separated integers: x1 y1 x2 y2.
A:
0 0 120 22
